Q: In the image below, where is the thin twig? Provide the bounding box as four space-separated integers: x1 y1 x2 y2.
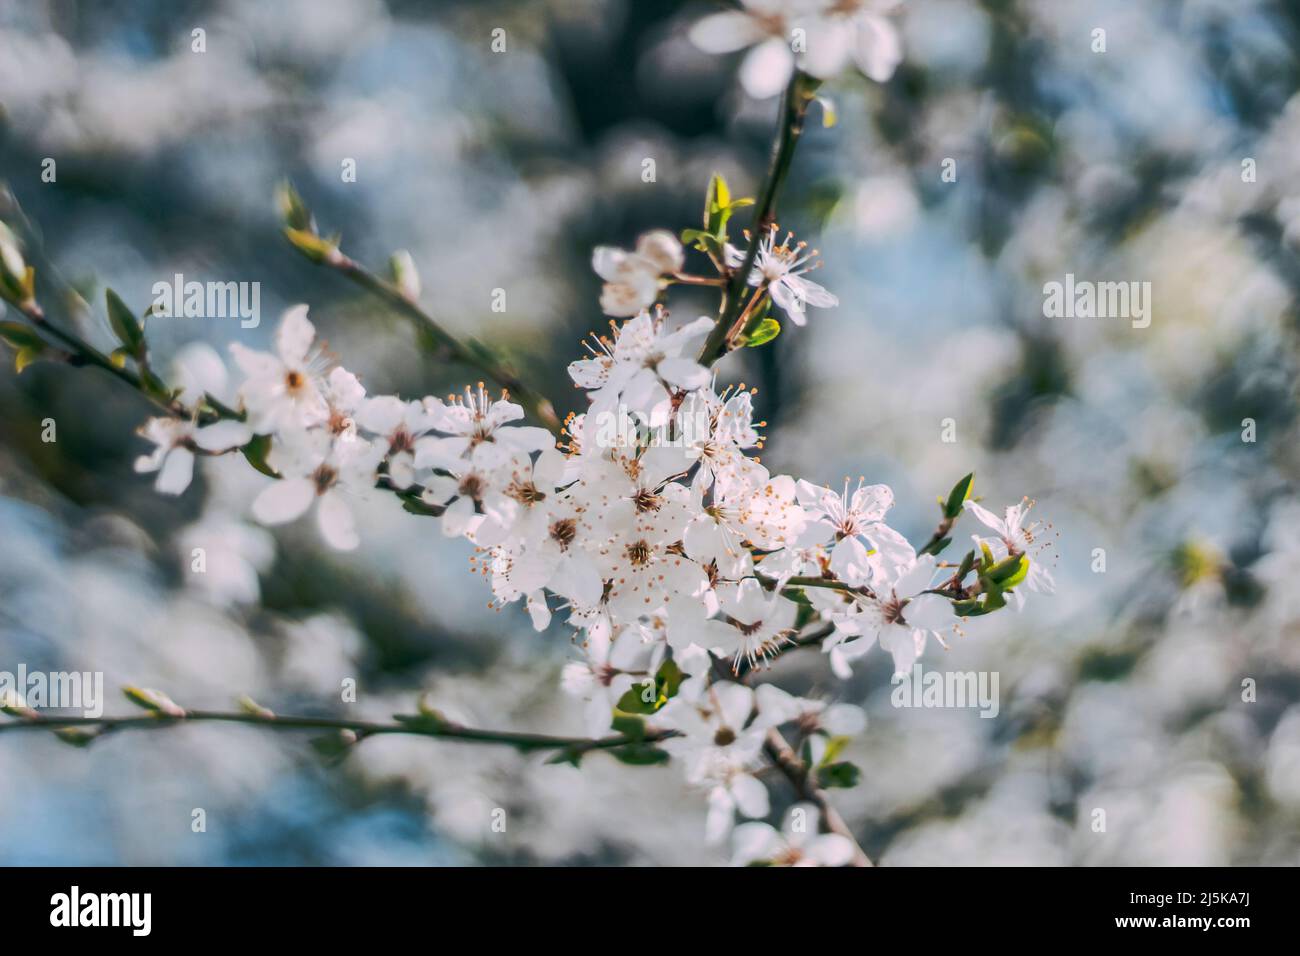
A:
327 252 562 437
698 71 819 367
0 708 679 755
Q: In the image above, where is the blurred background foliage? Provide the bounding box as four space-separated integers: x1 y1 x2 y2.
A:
2 0 1300 864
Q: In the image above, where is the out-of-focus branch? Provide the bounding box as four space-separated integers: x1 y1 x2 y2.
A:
0 705 679 756
328 252 562 437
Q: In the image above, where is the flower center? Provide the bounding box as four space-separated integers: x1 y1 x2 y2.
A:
312 464 338 495
459 474 485 501
550 518 577 550
713 727 736 747
633 489 662 513
626 540 651 567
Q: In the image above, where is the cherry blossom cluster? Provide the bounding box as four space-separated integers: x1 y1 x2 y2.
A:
124 214 1053 856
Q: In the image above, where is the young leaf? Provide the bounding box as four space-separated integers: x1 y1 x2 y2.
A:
745 317 781 348
0 320 44 350
240 434 280 479
817 761 861 789
105 288 144 355
943 472 975 519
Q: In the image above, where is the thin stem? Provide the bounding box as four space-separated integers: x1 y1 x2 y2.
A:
698 71 819 367
328 253 562 437
668 273 726 287
0 707 678 755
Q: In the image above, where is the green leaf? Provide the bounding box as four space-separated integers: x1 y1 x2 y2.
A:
744 317 781 348
918 535 951 557
240 434 279 479
614 658 685 715
275 180 315 232
609 743 671 766
54 727 101 748
105 288 144 355
955 549 977 579
817 761 861 789
545 747 585 767
985 552 1027 584
0 320 44 350
610 714 646 741
943 472 975 519
817 735 852 768
309 730 357 763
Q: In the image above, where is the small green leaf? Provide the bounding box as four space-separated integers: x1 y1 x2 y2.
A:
610 714 646 741
609 743 671 766
985 552 1027 584
614 658 685 715
943 472 975 519
240 434 279 479
275 180 315 232
0 320 44 350
817 735 852 768
54 727 101 748
309 730 357 763
817 761 861 789
918 535 951 557
956 549 977 579
545 747 585 767
105 288 144 355
744 317 781 348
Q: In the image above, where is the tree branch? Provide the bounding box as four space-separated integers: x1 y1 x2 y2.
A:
0 706 678 756
762 726 873 867
324 251 563 438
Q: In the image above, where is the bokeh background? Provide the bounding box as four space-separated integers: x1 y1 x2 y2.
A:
2 0 1300 865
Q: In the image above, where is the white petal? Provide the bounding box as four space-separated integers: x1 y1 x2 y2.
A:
274 304 315 366
689 11 765 53
706 787 736 845
852 15 902 83
193 420 252 451
252 477 315 525
805 833 855 867
317 491 359 550
963 500 1006 535
155 448 195 495
657 356 711 391
730 822 782 866
357 395 405 435
739 38 794 100
713 681 755 732
799 18 854 80
730 773 770 819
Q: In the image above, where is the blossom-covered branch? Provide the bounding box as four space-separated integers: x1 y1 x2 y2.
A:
0 1 1058 867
